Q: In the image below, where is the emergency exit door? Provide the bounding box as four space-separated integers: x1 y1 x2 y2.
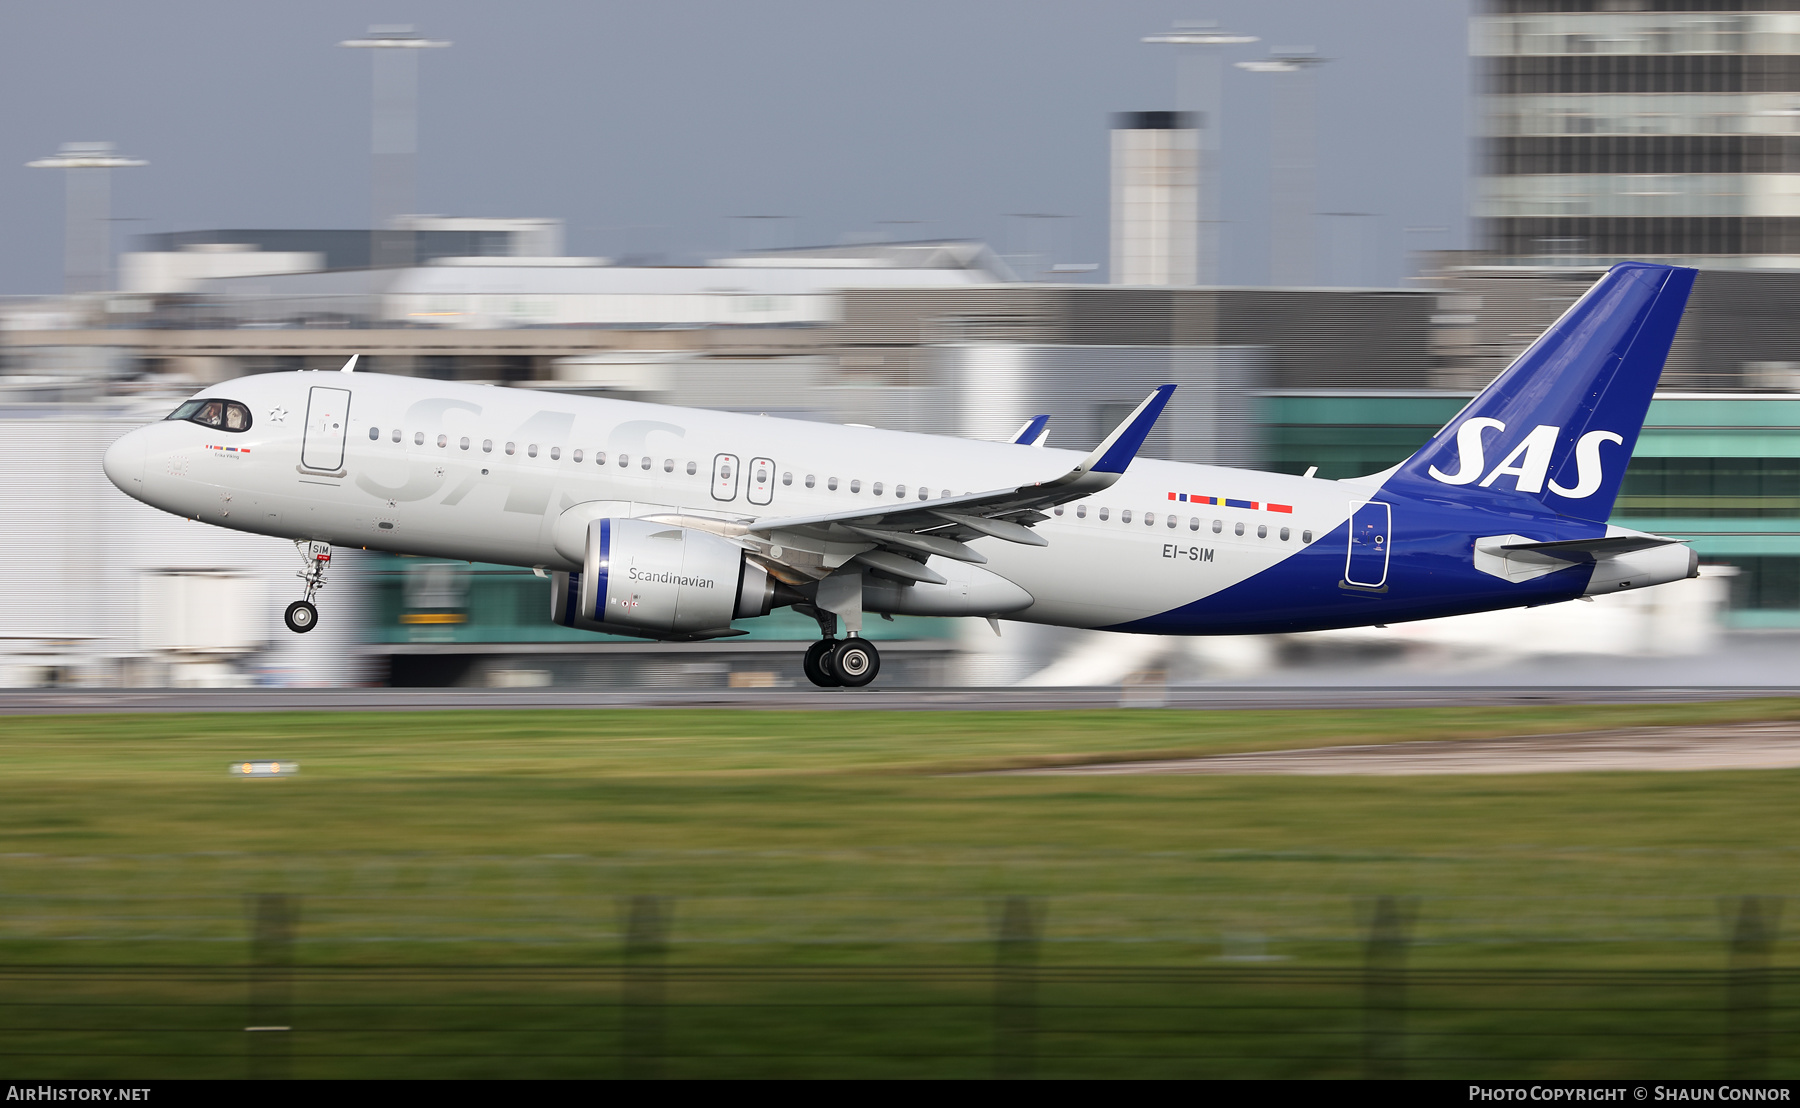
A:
747 457 775 505
712 453 740 501
1345 500 1391 588
301 386 352 472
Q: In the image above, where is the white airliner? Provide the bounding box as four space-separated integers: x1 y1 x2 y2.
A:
103 262 1702 687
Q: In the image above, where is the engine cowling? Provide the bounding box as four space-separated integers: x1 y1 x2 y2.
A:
550 518 773 637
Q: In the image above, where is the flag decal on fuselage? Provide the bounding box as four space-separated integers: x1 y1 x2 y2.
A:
1169 492 1291 513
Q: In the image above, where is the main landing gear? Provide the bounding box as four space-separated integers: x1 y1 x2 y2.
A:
285 540 331 635
802 636 881 689
798 585 881 689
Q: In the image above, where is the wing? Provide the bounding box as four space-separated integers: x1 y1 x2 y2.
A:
1011 414 1051 447
736 386 1174 584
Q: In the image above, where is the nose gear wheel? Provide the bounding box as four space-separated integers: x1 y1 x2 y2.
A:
284 600 318 634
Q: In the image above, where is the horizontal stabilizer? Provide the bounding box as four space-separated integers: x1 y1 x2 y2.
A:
1499 533 1678 561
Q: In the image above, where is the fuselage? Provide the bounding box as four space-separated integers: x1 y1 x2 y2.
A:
104 369 1626 635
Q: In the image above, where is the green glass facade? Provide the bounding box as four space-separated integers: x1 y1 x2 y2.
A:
1264 393 1800 628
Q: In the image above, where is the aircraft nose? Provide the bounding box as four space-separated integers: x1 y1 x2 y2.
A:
102 429 147 494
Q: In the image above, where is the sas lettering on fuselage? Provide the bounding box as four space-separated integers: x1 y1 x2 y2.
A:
1162 544 1213 562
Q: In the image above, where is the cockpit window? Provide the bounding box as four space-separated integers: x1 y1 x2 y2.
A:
167 398 252 433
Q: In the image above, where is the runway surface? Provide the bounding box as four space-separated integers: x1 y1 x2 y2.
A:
1007 721 1800 776
0 685 1795 714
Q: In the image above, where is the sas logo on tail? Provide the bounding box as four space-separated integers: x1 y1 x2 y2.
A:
1427 419 1622 499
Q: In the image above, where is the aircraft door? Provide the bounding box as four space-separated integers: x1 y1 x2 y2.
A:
1345 501 1391 588
712 453 740 501
747 457 774 506
301 386 352 472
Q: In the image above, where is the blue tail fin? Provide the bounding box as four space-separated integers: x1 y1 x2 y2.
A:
1387 261 1696 524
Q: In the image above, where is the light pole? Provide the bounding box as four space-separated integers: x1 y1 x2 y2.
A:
1237 49 1329 286
340 26 451 270
1143 23 1258 287
27 142 147 294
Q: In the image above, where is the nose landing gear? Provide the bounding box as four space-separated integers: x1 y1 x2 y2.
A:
285 541 331 634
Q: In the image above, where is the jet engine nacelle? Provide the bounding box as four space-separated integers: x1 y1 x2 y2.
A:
550 518 773 638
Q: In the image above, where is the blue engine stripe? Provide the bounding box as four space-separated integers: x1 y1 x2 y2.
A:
563 570 581 627
591 518 612 620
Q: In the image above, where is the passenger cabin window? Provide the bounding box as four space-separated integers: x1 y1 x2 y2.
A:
368 426 379 440
1189 518 1199 530
438 434 447 448
805 475 816 488
393 429 402 443
642 456 652 470
1098 508 1109 521
415 432 425 446
1235 522 1245 536
573 449 583 463
1053 506 1063 516
686 461 696 475
618 454 629 467
1212 520 1222 534
1144 513 1155 527
829 477 840 491
167 399 253 433
894 484 905 498
528 444 539 458
1303 530 1313 543
782 472 793 486
505 442 516 455
1076 505 1086 518
1167 516 1177 528
1121 510 1132 524
482 439 493 453
1280 527 1290 541
663 458 672 472
872 482 883 496
596 452 607 465
919 487 929 499
1257 524 1267 538
460 437 470 451
850 479 861 493
550 447 561 460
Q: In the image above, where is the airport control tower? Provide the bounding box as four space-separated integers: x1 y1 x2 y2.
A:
1476 1 1800 268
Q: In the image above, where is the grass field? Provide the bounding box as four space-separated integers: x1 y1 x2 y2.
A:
2 700 1798 1078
